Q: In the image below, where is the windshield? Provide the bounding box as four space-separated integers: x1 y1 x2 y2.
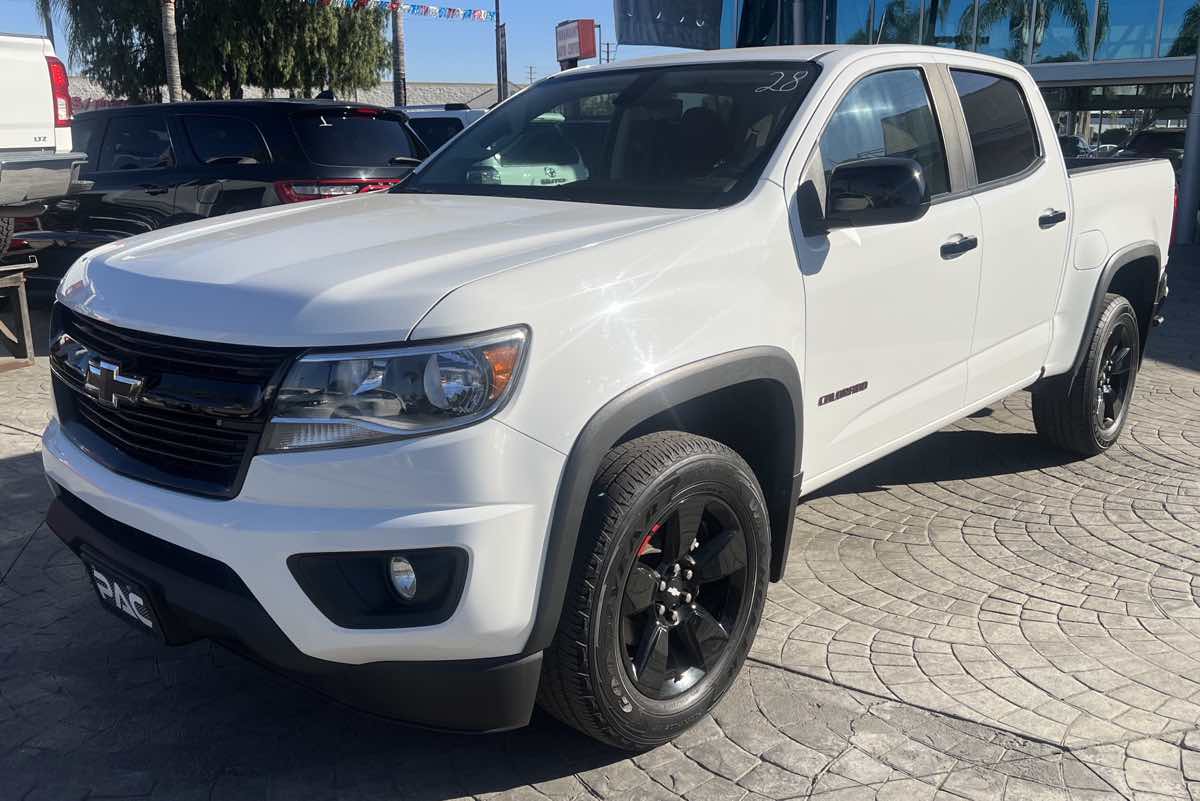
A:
1125 130 1186 156
398 62 820 209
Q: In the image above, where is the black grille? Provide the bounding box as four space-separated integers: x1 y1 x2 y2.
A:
50 305 299 498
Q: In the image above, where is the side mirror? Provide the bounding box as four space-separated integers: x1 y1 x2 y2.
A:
824 157 930 229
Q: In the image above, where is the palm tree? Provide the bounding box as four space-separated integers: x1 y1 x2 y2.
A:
160 0 183 101
1166 2 1200 57
33 0 55 45
972 0 1092 62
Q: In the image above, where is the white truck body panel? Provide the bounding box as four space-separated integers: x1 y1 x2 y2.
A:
0 33 58 152
44 45 1175 682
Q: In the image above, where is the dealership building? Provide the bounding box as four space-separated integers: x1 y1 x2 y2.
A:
618 1 1200 146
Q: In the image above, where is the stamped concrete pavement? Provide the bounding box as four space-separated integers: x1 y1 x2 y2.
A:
0 261 1197 800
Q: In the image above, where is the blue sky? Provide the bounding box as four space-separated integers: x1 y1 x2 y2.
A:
0 0 680 84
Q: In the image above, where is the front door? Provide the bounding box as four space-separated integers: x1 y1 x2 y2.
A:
80 112 179 240
793 66 983 484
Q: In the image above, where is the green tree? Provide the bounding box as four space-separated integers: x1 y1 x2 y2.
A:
60 0 390 102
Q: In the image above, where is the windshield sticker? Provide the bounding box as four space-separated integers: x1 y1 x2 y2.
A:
757 71 809 93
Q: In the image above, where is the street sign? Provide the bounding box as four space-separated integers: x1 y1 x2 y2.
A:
556 19 597 63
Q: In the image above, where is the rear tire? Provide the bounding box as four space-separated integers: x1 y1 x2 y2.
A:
538 432 770 751
1032 293 1140 456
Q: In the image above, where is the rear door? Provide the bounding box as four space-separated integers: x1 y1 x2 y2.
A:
790 64 984 483
173 113 277 219
0 35 53 151
943 66 1073 404
77 111 180 239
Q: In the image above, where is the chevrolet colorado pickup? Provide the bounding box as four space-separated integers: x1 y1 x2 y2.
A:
0 32 84 259
42 45 1174 750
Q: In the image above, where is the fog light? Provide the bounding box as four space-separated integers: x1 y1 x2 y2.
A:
389 555 417 600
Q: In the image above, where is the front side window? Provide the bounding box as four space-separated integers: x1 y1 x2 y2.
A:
818 68 950 196
951 69 1040 184
97 114 174 171
71 116 104 175
183 115 270 165
401 62 820 209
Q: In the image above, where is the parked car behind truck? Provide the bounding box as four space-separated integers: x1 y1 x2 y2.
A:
43 45 1173 749
20 100 428 296
0 33 84 260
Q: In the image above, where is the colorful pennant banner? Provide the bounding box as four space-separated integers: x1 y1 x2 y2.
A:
308 0 495 20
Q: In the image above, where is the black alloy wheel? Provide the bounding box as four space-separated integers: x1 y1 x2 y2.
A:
620 494 750 701
1094 315 1136 438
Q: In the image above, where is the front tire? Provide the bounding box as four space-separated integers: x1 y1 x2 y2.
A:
538 432 770 750
1032 293 1140 456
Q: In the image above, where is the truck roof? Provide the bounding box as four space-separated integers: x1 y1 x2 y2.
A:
557 44 1021 76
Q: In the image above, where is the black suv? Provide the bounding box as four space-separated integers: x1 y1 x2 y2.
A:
19 100 428 297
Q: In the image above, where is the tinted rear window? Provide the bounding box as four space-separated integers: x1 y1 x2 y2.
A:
950 70 1040 184
183 115 271 165
1125 131 1186 155
292 109 418 167
408 117 465 151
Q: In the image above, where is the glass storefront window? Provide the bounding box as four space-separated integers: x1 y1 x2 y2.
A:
876 0 925 43
1094 0 1158 60
926 0 977 49
975 0 1033 61
1034 1 1094 63
826 0 874 43
1160 0 1200 57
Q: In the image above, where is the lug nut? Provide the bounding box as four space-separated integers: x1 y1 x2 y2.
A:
690 540 699 551
684 570 693 580
659 580 668 591
668 610 680 624
656 603 666 616
684 592 693 603
672 563 681 577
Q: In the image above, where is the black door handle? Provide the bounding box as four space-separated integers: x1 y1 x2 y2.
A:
1039 209 1067 228
139 185 169 195
941 235 978 259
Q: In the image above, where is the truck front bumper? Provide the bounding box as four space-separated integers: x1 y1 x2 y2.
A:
41 418 566 731
0 150 85 207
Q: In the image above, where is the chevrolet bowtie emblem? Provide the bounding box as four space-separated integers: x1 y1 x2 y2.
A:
85 360 145 408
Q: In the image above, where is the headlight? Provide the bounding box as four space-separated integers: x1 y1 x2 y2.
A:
261 327 528 453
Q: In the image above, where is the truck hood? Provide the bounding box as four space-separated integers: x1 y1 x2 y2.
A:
59 192 703 347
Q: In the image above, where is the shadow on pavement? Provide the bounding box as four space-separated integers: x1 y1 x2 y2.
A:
815 428 1080 498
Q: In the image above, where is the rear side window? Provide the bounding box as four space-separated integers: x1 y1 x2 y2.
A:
408 117 465 151
183 115 270 165
1124 130 1186 156
98 114 175 171
292 109 419 167
950 70 1040 184
818 68 951 197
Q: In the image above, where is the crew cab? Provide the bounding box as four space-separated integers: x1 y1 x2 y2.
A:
42 46 1173 750
0 33 85 260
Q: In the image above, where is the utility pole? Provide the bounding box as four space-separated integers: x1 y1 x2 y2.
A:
391 4 407 107
526 66 536 84
494 0 508 103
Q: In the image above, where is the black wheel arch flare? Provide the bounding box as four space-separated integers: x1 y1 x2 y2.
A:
522 347 804 656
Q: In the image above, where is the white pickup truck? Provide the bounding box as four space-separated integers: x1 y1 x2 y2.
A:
0 32 84 259
42 46 1173 749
